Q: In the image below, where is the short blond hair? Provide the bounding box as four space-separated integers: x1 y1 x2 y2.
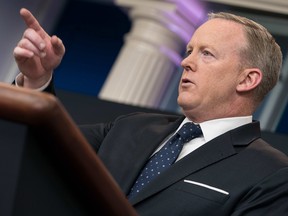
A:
208 12 283 103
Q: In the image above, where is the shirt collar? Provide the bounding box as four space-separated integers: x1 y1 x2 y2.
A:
181 116 252 143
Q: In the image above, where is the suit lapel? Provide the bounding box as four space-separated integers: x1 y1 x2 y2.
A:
130 121 261 205
120 115 185 194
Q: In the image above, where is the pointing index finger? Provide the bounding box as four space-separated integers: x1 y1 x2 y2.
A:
20 8 48 39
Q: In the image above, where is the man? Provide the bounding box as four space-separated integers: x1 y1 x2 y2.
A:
14 8 288 215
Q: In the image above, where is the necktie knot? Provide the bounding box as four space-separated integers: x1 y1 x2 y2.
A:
177 122 202 143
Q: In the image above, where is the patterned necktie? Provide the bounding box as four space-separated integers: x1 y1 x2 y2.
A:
128 122 202 199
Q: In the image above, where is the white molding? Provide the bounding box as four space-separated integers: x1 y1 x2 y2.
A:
115 0 176 11
203 0 288 15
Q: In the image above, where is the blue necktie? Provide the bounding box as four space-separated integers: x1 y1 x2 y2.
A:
128 122 202 199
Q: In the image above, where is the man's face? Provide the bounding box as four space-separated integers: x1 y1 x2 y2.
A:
177 18 247 122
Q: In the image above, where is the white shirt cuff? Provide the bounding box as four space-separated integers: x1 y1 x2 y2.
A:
15 73 52 91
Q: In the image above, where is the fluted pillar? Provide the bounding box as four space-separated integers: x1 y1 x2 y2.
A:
99 0 206 109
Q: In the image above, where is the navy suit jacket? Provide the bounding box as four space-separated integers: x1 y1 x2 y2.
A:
79 112 288 216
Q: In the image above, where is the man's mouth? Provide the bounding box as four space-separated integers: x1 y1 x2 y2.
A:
182 78 193 84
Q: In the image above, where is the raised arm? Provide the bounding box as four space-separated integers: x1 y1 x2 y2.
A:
13 8 65 89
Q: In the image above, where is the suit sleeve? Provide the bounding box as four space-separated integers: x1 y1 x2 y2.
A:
42 76 56 95
79 112 146 152
79 122 113 152
231 167 288 216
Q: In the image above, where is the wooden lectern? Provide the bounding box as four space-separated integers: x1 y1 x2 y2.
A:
0 83 138 216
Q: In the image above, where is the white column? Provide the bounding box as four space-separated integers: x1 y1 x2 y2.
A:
99 0 206 108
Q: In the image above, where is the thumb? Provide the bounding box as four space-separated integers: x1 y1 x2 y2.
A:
51 35 65 56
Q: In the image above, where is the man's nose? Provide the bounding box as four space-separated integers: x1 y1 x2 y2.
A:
181 54 196 72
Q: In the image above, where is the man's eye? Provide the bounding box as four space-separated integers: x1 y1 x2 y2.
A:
203 50 212 56
186 50 192 56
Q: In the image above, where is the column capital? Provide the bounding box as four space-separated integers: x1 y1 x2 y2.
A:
116 0 207 43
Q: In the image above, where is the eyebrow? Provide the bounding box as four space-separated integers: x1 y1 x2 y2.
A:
186 44 192 51
186 44 216 53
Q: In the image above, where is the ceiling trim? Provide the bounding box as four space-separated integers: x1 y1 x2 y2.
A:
203 0 288 15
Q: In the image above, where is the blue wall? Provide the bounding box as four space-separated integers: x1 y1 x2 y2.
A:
53 1 131 95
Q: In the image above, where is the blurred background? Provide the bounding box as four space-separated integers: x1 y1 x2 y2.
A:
1 0 287 134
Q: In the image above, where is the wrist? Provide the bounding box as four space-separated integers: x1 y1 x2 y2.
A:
15 73 24 87
16 72 53 91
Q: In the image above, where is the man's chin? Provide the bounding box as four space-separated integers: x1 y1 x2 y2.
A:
177 102 193 114
177 94 193 107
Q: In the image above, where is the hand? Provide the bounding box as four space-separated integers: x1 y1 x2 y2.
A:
13 8 65 89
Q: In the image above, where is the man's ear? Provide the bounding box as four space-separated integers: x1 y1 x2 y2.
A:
236 68 262 92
